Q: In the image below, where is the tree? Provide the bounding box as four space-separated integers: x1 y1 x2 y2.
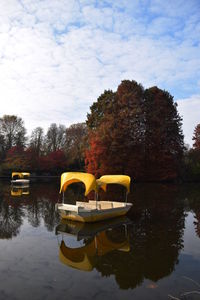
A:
86 80 145 178
87 90 116 130
29 127 44 157
143 87 184 180
85 80 184 181
45 123 66 153
65 123 87 169
0 115 27 152
193 124 200 149
182 123 200 181
0 134 5 161
1 146 28 173
38 150 67 174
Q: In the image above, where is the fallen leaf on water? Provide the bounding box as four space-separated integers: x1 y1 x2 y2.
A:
146 283 158 289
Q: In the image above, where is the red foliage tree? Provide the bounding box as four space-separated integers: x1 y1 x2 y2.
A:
86 80 146 178
2 146 29 173
85 80 184 181
38 150 67 173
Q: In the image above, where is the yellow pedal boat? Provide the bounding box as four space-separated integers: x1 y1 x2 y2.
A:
11 172 30 185
56 172 132 223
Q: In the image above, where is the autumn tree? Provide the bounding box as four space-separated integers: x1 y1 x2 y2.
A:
193 124 200 149
87 90 116 130
143 87 184 180
38 150 67 174
65 123 87 169
85 80 184 181
45 123 66 153
86 80 145 178
1 146 29 174
0 115 27 154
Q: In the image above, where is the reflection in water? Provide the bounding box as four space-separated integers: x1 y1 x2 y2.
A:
0 198 24 239
0 182 60 238
55 217 131 272
11 186 30 196
1 181 200 298
55 186 185 290
187 186 200 238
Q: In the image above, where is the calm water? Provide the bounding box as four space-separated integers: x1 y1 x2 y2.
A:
0 181 200 300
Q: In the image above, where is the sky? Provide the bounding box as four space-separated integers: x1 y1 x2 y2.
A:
0 0 199 146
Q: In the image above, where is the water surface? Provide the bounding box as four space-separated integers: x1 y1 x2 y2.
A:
0 181 200 300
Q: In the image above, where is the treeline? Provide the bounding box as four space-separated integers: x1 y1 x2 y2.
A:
0 117 87 175
0 79 200 181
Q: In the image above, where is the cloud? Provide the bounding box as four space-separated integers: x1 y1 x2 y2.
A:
0 0 199 144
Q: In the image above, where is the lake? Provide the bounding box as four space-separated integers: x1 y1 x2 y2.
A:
0 180 200 300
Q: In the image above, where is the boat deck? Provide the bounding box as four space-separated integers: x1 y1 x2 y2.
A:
57 200 132 223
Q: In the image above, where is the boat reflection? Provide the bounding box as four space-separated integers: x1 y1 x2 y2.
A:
11 186 30 196
55 217 131 271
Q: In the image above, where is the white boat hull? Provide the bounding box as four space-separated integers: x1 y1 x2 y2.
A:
11 179 30 185
56 200 132 223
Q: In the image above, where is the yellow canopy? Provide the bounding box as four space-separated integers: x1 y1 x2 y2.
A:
96 175 131 193
59 172 97 195
12 172 30 179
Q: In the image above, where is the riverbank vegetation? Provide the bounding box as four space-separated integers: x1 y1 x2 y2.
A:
0 80 199 182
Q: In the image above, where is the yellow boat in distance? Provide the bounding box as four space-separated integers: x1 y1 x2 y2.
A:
11 172 30 185
56 172 132 223
55 217 131 271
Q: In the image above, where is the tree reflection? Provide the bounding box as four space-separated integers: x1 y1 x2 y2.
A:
94 184 185 289
0 181 60 238
0 197 24 239
25 183 60 230
187 184 200 238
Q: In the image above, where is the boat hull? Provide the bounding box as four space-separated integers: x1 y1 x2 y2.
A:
11 179 30 185
56 201 132 223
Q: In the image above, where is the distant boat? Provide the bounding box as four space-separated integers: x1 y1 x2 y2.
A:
11 172 30 185
55 217 131 271
56 172 132 223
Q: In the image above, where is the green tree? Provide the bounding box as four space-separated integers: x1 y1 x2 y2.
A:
193 124 200 149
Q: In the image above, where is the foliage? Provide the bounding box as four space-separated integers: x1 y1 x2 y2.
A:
85 80 184 181
143 87 184 180
45 123 66 153
29 127 44 156
193 124 200 150
182 149 200 181
35 150 67 174
87 90 116 130
64 122 87 169
0 115 27 155
1 146 30 174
